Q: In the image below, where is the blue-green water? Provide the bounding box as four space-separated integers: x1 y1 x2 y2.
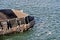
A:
0 0 60 40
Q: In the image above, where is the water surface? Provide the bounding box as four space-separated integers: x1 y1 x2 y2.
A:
0 0 60 40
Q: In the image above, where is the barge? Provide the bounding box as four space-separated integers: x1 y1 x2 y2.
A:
0 9 35 35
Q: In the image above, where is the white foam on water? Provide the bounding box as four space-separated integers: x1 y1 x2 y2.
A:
47 31 52 35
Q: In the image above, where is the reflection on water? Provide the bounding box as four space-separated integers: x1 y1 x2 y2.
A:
0 0 60 40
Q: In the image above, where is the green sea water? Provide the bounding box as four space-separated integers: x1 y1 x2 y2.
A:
0 0 60 40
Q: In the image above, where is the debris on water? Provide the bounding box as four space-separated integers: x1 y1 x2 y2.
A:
47 31 52 35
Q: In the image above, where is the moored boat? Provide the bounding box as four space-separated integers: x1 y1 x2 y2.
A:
0 9 35 35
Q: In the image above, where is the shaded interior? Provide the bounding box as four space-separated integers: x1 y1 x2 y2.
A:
0 9 17 20
25 16 34 24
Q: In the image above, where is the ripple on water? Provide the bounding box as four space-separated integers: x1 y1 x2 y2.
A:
0 0 60 40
